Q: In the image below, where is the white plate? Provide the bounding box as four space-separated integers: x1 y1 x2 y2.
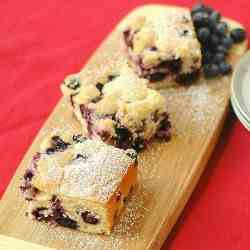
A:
231 94 250 123
231 97 250 131
231 50 250 124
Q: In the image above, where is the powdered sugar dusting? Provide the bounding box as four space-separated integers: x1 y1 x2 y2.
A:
44 160 63 182
60 142 134 202
33 138 135 203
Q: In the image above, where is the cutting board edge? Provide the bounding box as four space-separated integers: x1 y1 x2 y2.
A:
0 4 248 250
147 102 231 250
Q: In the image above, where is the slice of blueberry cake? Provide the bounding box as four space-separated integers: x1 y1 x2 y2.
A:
61 65 171 151
20 134 138 235
122 8 202 87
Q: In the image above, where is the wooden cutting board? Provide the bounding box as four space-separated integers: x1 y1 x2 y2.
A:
0 4 248 250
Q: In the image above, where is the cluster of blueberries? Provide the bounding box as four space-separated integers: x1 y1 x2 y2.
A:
191 3 246 78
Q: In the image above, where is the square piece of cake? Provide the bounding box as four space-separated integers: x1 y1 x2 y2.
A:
20 134 138 235
61 65 171 151
122 8 202 87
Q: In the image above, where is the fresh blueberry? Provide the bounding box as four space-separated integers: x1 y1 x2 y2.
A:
203 64 220 78
212 52 225 63
192 3 213 14
210 34 220 46
192 12 208 27
197 27 211 42
191 3 206 15
204 5 213 14
202 49 213 64
220 36 233 49
216 45 228 54
208 11 221 28
215 22 228 35
219 62 232 75
230 28 246 43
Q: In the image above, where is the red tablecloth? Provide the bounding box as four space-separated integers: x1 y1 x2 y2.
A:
1 1 250 249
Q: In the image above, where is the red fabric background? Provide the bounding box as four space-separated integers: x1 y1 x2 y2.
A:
1 1 250 249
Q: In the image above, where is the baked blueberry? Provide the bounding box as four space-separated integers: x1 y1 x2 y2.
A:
46 147 56 155
55 216 79 229
176 70 199 84
64 77 81 90
148 72 166 82
96 83 103 92
75 154 88 160
126 150 138 162
230 28 246 43
150 46 158 51
72 134 86 143
108 75 118 81
81 211 99 225
168 59 182 73
24 170 34 181
115 127 131 141
132 137 145 152
203 64 220 78
181 29 189 36
51 136 70 151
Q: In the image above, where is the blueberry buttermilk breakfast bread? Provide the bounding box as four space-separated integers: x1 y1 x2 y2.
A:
122 8 202 87
121 4 247 88
61 64 171 151
20 134 138 234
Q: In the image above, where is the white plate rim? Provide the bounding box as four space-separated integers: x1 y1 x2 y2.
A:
231 50 250 121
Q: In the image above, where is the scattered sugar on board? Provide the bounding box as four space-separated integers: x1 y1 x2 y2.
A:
160 77 229 137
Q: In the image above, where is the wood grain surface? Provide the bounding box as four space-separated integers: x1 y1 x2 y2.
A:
0 234 55 250
0 5 248 250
